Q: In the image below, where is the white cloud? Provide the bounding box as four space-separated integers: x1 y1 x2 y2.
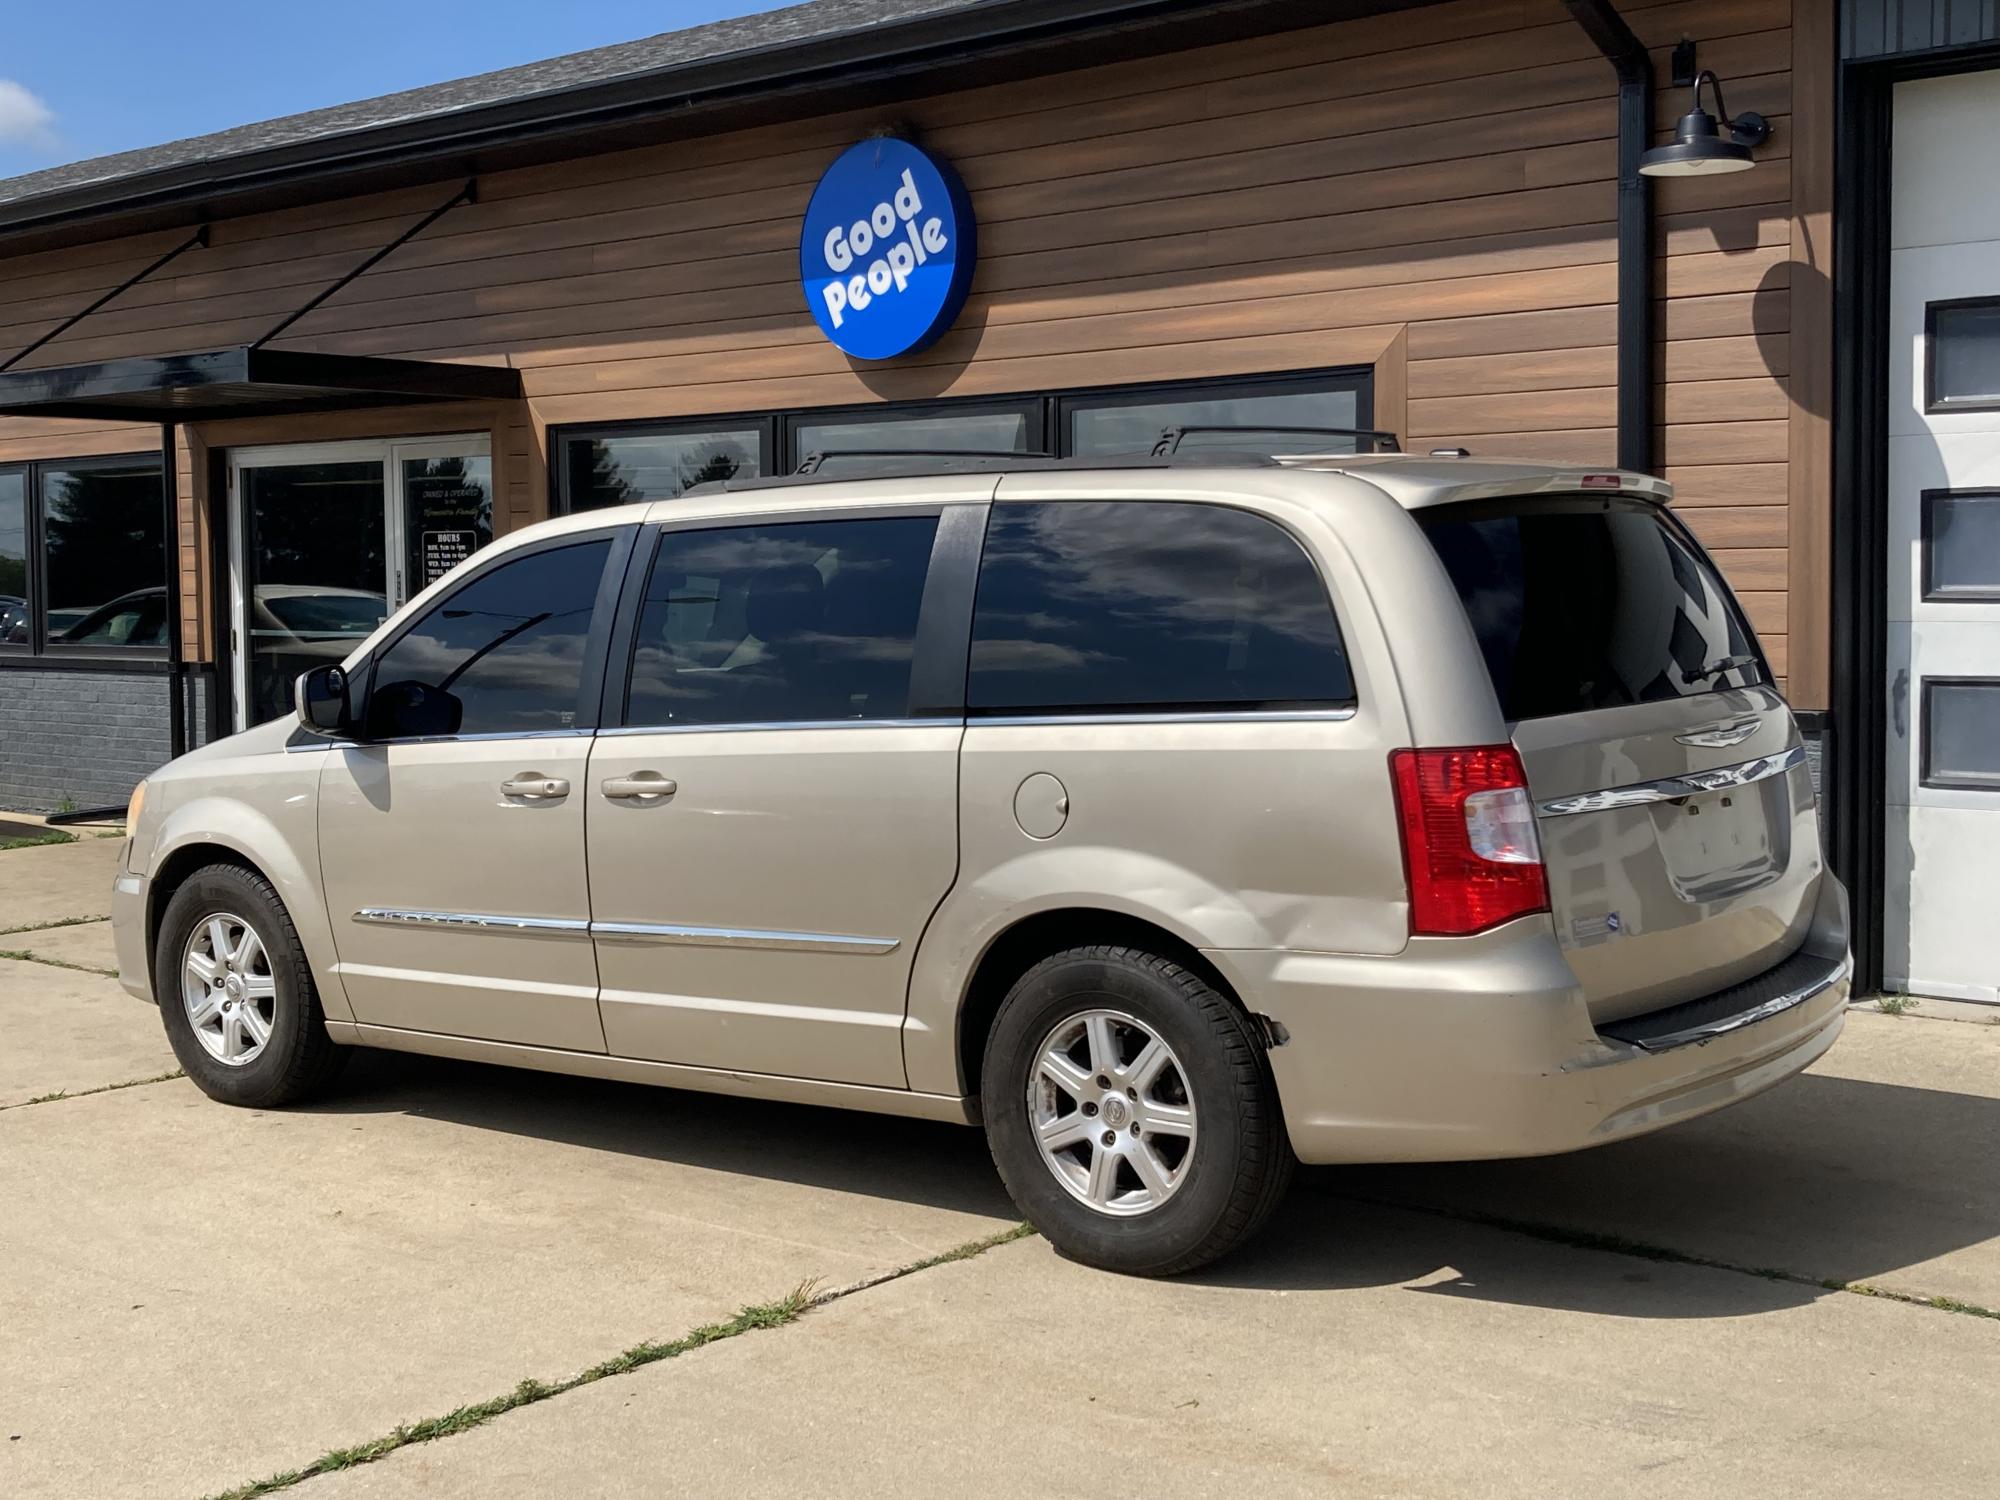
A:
0 80 56 148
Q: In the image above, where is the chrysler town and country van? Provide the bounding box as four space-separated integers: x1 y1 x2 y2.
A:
109 452 1851 1274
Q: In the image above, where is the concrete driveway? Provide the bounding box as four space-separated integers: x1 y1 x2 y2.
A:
3 834 1995 1499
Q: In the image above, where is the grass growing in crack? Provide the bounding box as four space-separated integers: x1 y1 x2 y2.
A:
202 1284 817 1500
0 831 75 851
13 1069 183 1109
0 947 118 979
0 914 105 937
1874 994 1919 1016
203 1221 1038 1500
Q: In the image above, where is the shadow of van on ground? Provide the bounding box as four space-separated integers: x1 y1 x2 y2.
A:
308 1049 1999 1321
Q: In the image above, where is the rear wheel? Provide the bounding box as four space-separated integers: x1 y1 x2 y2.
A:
980 944 1293 1275
155 863 348 1108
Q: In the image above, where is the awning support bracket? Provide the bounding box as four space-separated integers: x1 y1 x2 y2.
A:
252 178 476 350
0 225 210 372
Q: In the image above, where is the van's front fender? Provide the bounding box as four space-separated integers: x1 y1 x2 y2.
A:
142 790 349 1022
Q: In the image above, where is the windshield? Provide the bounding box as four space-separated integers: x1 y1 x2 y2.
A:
1418 496 1767 722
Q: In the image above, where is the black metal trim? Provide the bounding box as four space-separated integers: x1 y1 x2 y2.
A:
0 652 173 675
907 503 988 719
1562 0 1653 475
160 421 185 760
253 181 474 350
1919 488 2000 601
573 522 640 735
1919 677 2000 791
1922 295 2000 413
0 227 208 372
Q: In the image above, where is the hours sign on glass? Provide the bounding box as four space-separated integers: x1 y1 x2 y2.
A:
799 137 976 361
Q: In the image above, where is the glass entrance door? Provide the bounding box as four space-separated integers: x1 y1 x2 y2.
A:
229 435 492 730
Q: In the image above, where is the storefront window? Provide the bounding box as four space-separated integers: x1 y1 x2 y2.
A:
1063 378 1368 457
36 460 167 652
404 455 494 592
0 469 25 648
565 428 764 511
790 405 1038 468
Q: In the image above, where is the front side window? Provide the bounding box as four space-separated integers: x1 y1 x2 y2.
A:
40 460 167 651
366 538 613 739
968 501 1353 714
1419 498 1766 721
565 429 764 511
625 515 939 727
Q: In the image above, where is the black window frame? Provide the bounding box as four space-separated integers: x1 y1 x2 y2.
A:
0 451 171 667
1924 296 2000 414
1920 676 2000 793
604 503 982 731
1920 487 2000 602
548 366 1374 515
351 522 637 743
964 497 1359 720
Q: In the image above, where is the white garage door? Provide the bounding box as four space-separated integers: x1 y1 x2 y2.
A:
1884 70 2000 1004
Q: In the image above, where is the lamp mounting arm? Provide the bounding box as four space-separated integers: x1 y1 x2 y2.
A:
1692 68 1771 148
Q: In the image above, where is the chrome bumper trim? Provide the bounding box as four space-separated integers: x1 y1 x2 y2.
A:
1537 744 1808 818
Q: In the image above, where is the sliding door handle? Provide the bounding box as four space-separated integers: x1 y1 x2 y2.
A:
500 775 570 800
602 773 677 801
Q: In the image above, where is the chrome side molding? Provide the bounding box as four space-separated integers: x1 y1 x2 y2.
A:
352 909 896 955
590 920 899 955
353 909 591 936
1537 744 1808 818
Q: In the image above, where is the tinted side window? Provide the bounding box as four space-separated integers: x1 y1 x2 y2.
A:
968 501 1353 713
367 538 612 739
626 516 939 727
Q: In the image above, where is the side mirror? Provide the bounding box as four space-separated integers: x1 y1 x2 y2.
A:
296 664 356 737
368 679 464 739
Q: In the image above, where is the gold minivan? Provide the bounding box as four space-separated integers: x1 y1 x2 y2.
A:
110 452 1850 1274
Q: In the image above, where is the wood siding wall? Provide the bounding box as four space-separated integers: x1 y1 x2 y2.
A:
0 0 1829 701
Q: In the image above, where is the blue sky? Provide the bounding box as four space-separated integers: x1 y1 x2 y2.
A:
0 1 788 182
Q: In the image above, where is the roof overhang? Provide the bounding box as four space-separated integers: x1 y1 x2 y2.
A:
0 347 522 423
0 0 1444 255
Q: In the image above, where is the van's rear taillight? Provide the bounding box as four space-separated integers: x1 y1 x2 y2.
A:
1389 746 1549 937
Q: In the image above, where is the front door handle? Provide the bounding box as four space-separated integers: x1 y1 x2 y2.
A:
500 775 570 800
602 772 678 801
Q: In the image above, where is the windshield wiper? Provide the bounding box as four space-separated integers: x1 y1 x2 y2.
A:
1683 653 1761 684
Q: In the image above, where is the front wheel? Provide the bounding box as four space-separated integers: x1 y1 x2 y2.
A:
155 862 348 1108
980 945 1293 1276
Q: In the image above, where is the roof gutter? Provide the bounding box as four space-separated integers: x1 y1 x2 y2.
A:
1562 0 1654 476
0 0 1441 252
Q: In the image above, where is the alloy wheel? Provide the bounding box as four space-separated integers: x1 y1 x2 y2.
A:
180 911 278 1067
1028 1008 1197 1216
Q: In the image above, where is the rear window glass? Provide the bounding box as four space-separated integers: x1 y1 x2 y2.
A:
1418 497 1766 721
968 500 1353 714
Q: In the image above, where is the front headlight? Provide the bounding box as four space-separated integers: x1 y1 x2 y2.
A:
125 778 147 835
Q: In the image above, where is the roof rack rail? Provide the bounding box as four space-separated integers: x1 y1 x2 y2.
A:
1151 424 1402 457
794 447 1053 475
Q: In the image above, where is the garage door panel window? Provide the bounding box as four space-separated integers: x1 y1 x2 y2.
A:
366 538 614 739
1922 679 2000 791
625 516 939 728
1927 298 2000 412
1922 489 2000 601
968 501 1354 715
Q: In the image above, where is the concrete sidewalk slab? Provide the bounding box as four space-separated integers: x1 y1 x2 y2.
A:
0 957 172 1107
0 836 124 930
301 1198 2000 1500
6 918 117 974
1331 1009 2000 1311
0 1051 1016 1500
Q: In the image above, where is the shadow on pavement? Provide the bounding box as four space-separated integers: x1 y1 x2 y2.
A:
300 1051 2000 1321
306 1047 1015 1220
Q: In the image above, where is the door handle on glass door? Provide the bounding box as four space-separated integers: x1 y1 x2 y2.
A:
500 775 570 800
602 773 677 801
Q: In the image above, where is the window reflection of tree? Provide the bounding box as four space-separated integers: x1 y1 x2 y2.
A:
42 465 163 613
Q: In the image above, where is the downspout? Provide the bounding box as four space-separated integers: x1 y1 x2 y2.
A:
1563 0 1654 475
162 420 187 762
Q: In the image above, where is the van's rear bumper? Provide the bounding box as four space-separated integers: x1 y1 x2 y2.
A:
1208 875 1850 1165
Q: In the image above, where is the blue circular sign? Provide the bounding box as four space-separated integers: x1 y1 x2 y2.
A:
800 138 976 362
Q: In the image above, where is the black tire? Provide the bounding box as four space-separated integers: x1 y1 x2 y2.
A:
980 944 1294 1276
154 861 349 1108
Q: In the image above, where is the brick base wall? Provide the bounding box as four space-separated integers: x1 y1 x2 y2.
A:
0 669 212 812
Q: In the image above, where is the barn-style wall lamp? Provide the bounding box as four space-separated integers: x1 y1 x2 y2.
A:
1640 68 1770 176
